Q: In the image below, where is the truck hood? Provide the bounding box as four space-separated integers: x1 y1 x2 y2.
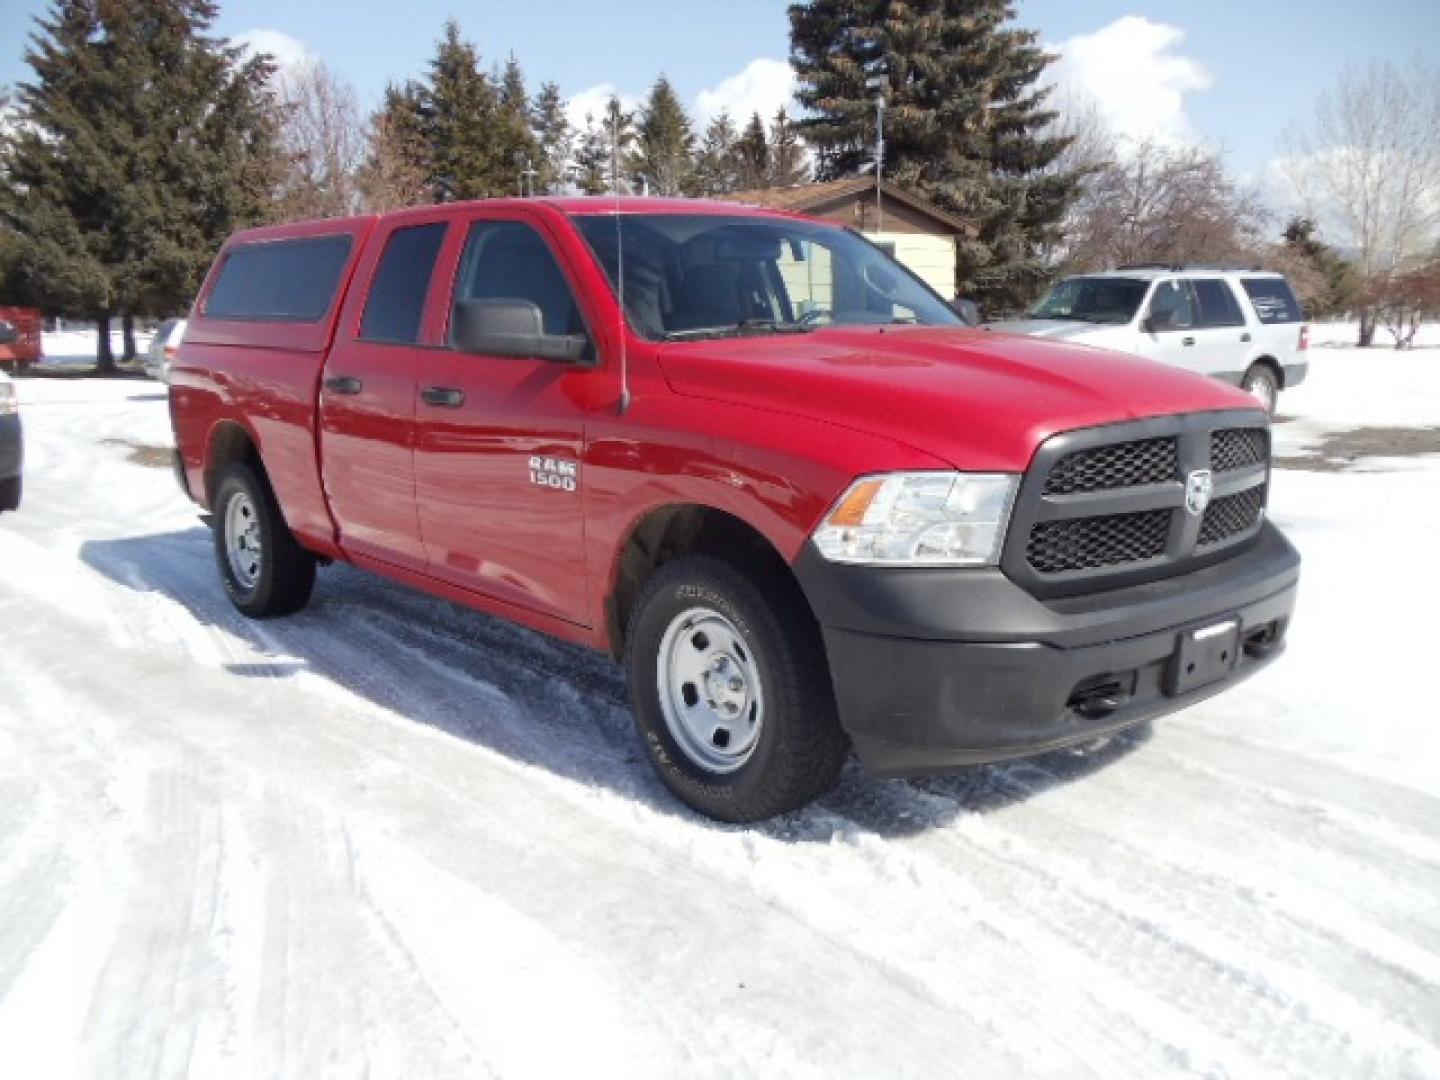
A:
656 326 1256 473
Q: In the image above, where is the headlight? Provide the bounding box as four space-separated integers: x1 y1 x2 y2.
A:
0 383 16 417
812 472 1019 566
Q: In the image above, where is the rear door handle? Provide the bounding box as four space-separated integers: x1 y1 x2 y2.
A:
421 386 465 408
1240 333 1252 343
324 375 363 395
1181 336 1196 347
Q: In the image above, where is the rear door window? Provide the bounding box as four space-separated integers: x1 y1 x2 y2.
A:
205 235 352 322
360 223 447 343
1192 279 1246 328
1241 278 1304 323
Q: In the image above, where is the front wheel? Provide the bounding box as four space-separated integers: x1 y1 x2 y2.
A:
212 462 316 618
624 556 848 822
1242 363 1279 415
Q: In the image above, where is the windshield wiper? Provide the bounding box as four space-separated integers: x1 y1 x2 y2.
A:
660 319 815 342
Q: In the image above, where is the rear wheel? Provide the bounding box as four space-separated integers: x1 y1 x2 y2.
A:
624 555 848 822
1242 363 1279 415
212 462 316 617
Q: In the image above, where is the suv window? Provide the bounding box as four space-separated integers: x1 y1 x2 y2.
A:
1191 279 1246 328
360 223 447 343
1145 280 1196 331
452 220 583 340
205 235 351 322
1241 278 1304 323
1030 277 1148 324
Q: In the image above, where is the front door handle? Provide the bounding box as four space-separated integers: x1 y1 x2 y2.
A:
1240 332 1252 343
324 375 363 395
421 386 465 408
1181 336 1196 347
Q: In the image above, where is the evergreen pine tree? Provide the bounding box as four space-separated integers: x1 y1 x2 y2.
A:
790 0 1081 307
532 81 573 193
496 55 543 195
360 81 430 210
573 112 612 196
2 0 280 370
421 21 504 201
767 107 809 187
735 112 770 190
633 75 695 196
603 96 638 193
693 110 741 195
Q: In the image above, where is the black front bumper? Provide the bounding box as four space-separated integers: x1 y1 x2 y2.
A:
0 413 21 480
794 523 1300 776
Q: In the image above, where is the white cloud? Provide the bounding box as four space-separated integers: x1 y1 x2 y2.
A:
564 84 643 133
1049 16 1212 147
694 59 796 128
233 28 316 77
563 58 796 138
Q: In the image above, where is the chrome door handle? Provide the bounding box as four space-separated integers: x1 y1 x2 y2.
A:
421 386 465 408
324 375 363 395
1181 336 1196 347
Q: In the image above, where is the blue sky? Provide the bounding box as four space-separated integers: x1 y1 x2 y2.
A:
3 0 1437 178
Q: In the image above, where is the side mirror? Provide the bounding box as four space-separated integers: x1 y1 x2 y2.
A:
0 322 16 346
951 298 981 326
453 298 589 364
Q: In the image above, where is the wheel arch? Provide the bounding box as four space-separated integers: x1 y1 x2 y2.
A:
203 419 264 508
605 502 816 660
1247 354 1284 389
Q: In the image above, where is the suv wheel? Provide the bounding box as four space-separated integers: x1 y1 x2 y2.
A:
624 556 848 822
1242 363 1279 415
212 462 316 617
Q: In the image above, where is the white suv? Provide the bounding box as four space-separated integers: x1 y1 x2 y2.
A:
990 266 1309 413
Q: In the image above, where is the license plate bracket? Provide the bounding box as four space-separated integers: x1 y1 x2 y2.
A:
1166 618 1240 696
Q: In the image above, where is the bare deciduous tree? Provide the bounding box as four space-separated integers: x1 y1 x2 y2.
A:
1060 137 1267 272
1286 58 1440 344
273 60 366 221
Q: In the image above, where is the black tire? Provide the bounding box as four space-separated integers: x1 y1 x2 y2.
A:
624 555 848 822
1241 363 1279 415
212 462 316 618
0 475 19 512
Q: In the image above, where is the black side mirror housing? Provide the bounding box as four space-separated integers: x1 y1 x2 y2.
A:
452 298 589 364
0 322 17 346
951 298 981 326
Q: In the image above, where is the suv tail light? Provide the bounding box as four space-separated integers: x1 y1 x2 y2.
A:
1298 324 1309 351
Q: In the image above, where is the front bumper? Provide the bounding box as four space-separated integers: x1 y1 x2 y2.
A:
794 523 1299 776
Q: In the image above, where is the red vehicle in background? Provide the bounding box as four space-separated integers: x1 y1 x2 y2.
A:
0 308 43 374
170 197 1300 822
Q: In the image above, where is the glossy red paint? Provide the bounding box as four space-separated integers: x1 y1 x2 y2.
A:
173 196 1268 654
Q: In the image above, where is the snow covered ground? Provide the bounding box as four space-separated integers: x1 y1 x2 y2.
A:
1 347 1438 1079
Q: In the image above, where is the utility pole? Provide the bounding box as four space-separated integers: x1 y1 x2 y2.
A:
866 73 887 235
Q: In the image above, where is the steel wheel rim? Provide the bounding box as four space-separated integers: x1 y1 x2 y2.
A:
656 607 765 774
224 491 263 590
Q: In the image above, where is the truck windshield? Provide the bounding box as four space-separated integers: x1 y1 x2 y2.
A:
572 213 962 341
1029 277 1148 324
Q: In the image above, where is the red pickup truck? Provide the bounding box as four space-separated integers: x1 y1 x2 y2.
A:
171 198 1299 822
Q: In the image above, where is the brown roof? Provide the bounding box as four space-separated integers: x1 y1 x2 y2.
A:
723 177 973 235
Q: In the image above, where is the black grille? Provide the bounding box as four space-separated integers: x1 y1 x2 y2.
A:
1004 410 1273 596
1044 437 1178 495
1198 485 1266 547
1026 510 1170 573
1210 428 1268 472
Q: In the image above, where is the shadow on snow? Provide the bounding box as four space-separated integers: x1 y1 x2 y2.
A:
81 527 1150 841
